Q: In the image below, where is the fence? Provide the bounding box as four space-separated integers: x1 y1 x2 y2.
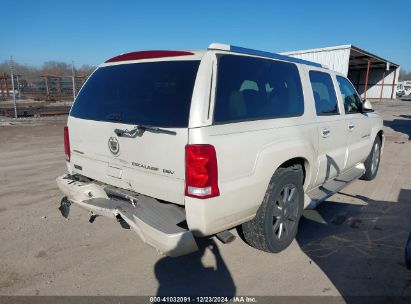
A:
0 72 89 101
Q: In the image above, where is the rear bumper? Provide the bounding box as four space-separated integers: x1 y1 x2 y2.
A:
56 174 198 257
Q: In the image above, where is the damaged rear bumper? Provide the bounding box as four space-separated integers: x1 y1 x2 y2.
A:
56 174 198 257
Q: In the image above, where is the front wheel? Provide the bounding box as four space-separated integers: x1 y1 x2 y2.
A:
361 136 382 181
242 165 304 253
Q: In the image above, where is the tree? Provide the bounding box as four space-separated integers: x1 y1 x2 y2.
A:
0 60 41 82
41 61 71 76
399 69 411 81
0 60 96 82
77 64 96 76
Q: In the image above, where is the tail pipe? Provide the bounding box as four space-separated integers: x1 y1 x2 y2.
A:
216 230 236 244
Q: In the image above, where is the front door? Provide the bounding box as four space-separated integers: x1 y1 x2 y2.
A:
336 76 372 169
308 70 348 186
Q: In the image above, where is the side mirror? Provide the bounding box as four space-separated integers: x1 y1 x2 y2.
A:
361 99 373 112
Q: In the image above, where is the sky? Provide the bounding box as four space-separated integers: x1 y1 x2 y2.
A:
1 0 411 70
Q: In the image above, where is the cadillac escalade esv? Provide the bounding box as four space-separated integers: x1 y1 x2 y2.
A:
56 43 384 256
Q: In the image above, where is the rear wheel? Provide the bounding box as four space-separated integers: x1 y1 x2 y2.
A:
242 165 304 253
361 136 381 181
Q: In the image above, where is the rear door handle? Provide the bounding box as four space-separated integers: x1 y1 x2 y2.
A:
322 128 331 138
348 124 355 131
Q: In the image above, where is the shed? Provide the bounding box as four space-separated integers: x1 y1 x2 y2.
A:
281 45 400 99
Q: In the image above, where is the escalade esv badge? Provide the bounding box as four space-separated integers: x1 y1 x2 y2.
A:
108 136 120 155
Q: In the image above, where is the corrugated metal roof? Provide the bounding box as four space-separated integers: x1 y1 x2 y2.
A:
281 46 351 75
281 44 399 68
208 43 323 68
350 45 399 68
281 45 352 55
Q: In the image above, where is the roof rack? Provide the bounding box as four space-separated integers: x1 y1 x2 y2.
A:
208 43 322 68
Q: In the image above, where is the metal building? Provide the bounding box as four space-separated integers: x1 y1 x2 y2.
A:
281 45 400 99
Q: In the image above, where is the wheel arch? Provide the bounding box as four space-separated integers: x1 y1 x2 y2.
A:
371 127 384 152
254 140 316 194
278 157 310 187
377 129 384 142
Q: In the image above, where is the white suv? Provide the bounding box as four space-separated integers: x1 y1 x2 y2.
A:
56 43 384 256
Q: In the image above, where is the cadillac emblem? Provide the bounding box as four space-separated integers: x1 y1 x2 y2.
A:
108 136 120 155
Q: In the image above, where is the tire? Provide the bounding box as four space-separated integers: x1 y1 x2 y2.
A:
242 165 304 253
361 136 382 181
406 232 411 270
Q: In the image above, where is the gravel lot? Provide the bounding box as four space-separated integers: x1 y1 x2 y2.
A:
0 101 410 299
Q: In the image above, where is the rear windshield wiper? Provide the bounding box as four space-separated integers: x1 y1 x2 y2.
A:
114 125 177 137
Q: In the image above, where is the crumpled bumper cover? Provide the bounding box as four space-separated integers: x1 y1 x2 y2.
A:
56 174 198 257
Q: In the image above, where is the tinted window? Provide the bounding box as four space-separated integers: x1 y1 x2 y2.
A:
309 71 339 115
70 61 200 127
337 76 362 114
214 55 304 123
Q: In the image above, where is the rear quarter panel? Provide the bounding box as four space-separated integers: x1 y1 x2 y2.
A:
186 118 318 235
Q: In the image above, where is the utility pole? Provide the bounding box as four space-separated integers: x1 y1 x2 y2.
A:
10 56 17 118
71 61 76 101
16 74 21 99
44 73 50 99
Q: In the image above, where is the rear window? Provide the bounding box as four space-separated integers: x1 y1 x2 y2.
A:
70 61 200 127
214 55 304 124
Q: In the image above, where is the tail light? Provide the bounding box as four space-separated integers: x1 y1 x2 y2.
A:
64 126 70 161
185 144 219 199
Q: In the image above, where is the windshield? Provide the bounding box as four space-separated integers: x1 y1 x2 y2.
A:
70 60 200 127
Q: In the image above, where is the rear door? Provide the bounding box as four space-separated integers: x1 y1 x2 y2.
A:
336 76 372 169
308 70 348 186
67 58 201 205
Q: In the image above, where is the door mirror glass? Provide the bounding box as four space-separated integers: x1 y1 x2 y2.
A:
362 99 373 112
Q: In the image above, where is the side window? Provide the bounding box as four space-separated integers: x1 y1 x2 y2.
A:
336 76 362 114
309 71 339 116
214 55 304 123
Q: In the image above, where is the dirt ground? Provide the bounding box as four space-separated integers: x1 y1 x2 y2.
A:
0 101 410 300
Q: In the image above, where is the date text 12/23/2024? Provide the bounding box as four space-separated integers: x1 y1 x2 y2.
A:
149 296 257 303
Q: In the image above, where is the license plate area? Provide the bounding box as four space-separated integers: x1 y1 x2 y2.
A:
106 165 122 179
